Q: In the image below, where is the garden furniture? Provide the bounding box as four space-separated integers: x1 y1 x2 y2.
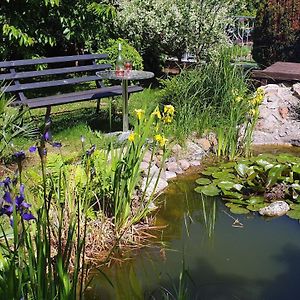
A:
0 54 143 120
252 61 300 84
96 70 154 131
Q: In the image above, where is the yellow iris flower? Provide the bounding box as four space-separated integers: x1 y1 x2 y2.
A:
128 132 135 142
134 109 145 120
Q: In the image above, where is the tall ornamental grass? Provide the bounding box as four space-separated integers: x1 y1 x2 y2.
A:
161 48 260 159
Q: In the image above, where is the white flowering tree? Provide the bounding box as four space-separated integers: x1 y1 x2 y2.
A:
117 0 233 62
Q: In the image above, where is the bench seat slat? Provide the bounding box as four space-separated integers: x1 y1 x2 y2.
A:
0 54 108 68
0 63 111 81
4 75 101 92
17 86 143 109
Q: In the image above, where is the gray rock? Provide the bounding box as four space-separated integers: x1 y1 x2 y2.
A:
166 161 184 174
259 201 289 217
186 141 206 161
143 150 157 164
171 144 182 155
196 138 211 151
178 159 190 171
165 171 177 180
292 83 300 99
140 161 151 172
141 176 168 198
190 160 201 166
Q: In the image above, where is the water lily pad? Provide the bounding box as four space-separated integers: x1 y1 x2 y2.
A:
230 205 249 214
201 166 220 176
194 185 220 196
212 172 235 179
233 183 243 191
267 164 285 187
277 154 298 164
292 165 300 174
217 181 235 190
246 203 265 211
223 190 243 200
255 159 274 171
223 198 245 204
287 210 300 220
235 163 249 177
219 162 236 169
290 204 300 210
225 202 237 208
247 196 264 205
196 178 211 185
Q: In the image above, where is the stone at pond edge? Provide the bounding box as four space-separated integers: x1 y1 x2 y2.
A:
178 159 190 171
166 171 177 181
259 201 290 217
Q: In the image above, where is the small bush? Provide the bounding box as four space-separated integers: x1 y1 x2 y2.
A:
98 38 143 70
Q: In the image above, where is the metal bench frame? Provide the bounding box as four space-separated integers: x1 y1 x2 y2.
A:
0 54 143 120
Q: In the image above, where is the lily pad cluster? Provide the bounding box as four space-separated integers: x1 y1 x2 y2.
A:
195 153 300 219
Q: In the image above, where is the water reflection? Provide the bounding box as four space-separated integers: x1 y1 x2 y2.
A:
85 173 300 299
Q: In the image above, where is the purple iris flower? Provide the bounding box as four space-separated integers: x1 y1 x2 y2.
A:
44 131 52 141
0 181 35 224
13 151 25 161
86 144 96 156
52 141 62 148
29 146 37 153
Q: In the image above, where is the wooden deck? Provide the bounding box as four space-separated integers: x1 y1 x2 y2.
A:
252 62 300 83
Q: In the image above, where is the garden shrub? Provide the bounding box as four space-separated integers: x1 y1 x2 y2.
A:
98 38 143 70
116 0 232 63
252 0 300 67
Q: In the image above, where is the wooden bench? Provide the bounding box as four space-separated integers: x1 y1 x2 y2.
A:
0 54 143 119
252 62 300 84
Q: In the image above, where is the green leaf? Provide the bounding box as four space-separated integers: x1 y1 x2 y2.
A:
246 203 265 211
195 178 211 185
235 163 249 177
230 205 249 214
212 172 235 179
256 159 274 171
267 165 285 187
287 210 300 220
247 196 264 205
290 204 300 210
194 185 220 196
223 190 243 200
217 181 235 190
292 165 300 174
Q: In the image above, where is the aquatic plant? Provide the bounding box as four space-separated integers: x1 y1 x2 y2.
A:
195 153 300 219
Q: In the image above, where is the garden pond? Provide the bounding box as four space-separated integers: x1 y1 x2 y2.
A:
85 147 300 300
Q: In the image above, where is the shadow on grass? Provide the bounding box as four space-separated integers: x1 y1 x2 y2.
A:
31 106 124 134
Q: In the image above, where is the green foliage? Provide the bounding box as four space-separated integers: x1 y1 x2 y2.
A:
0 88 36 160
161 48 255 158
117 0 232 62
0 1 116 59
98 38 144 70
195 153 300 219
252 0 300 67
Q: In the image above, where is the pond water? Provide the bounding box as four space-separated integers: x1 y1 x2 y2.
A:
85 160 300 300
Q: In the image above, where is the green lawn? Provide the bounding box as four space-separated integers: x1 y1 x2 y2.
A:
13 88 161 154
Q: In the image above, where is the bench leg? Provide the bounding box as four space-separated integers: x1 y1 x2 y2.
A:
45 106 51 123
96 99 101 113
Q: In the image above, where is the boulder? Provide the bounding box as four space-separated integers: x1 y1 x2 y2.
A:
259 201 289 217
195 138 211 151
166 161 184 174
178 159 190 171
165 171 177 180
141 176 168 198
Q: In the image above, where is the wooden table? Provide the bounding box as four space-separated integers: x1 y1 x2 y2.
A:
252 62 300 84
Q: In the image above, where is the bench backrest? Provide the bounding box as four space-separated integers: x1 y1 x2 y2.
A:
0 54 111 102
